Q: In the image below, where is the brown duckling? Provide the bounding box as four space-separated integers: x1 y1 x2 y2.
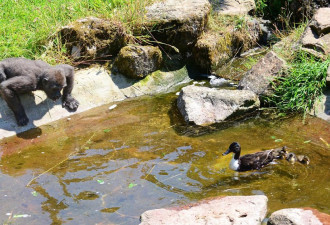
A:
286 153 297 164
286 152 310 165
296 155 310 165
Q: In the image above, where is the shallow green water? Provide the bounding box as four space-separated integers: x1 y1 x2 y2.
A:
0 93 329 224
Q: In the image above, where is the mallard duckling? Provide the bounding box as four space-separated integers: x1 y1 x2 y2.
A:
286 153 297 164
222 142 285 172
297 155 310 165
286 153 310 165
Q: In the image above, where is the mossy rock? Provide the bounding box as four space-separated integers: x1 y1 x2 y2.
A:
60 17 128 60
114 45 163 79
137 0 211 53
193 15 262 74
193 31 232 72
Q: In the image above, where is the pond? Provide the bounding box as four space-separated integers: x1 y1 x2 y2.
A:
0 93 329 224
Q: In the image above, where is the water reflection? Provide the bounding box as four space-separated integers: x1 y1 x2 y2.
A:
0 94 329 224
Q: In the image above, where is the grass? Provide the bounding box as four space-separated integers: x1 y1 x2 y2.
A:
0 0 155 64
267 52 330 112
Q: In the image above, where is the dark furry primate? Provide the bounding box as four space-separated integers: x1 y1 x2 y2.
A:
0 58 79 126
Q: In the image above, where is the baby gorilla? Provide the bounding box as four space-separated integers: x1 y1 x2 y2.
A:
0 58 79 126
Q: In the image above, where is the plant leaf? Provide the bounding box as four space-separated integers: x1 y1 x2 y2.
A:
128 183 137 189
97 179 105 184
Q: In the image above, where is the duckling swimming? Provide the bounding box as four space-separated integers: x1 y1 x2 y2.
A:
286 152 310 165
222 142 286 172
286 153 297 164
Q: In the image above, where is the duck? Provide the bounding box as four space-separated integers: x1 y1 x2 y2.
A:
222 142 287 172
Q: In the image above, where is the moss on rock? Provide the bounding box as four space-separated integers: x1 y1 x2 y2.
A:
60 17 128 60
114 45 163 79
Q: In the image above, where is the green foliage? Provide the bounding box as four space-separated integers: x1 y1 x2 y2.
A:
0 0 153 63
255 0 267 16
268 52 330 112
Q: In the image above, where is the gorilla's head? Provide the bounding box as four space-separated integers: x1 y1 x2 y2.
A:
42 68 67 101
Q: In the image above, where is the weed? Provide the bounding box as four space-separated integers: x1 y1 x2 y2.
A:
267 51 330 112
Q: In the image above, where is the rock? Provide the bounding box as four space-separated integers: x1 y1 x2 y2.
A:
213 0 256 15
327 65 330 87
60 17 127 60
177 85 260 126
114 45 163 79
142 0 211 53
289 0 330 23
140 195 268 225
300 8 330 57
238 51 285 96
310 89 330 122
193 17 261 73
310 8 330 35
192 31 232 72
268 208 330 225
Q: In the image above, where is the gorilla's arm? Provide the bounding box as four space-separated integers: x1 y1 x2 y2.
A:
0 75 36 126
58 65 79 112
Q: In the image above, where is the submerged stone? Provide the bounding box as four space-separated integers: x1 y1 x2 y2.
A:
60 17 127 60
140 195 268 225
142 0 211 53
114 45 163 79
177 85 260 126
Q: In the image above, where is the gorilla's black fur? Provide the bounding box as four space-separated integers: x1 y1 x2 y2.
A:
0 58 79 126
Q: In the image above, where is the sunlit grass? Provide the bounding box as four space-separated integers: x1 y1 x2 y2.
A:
0 0 154 63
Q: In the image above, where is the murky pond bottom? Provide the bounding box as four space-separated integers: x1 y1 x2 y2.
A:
0 93 329 224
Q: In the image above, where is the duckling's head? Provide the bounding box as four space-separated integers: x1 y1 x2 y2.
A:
286 153 297 164
222 142 241 156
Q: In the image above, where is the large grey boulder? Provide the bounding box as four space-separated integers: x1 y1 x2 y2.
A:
60 17 127 60
300 8 330 57
143 0 211 53
238 51 285 96
268 208 330 225
213 0 256 15
177 85 260 126
114 45 163 79
140 195 268 225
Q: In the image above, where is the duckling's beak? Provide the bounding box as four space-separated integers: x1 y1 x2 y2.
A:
222 148 231 156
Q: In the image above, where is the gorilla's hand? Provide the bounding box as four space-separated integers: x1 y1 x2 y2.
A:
17 114 29 126
62 95 79 112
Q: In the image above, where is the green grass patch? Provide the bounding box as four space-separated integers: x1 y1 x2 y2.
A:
0 0 154 63
267 52 330 112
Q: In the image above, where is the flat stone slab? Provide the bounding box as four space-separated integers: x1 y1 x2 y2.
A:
140 195 268 225
0 65 191 139
238 51 285 96
177 85 260 126
268 208 330 225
